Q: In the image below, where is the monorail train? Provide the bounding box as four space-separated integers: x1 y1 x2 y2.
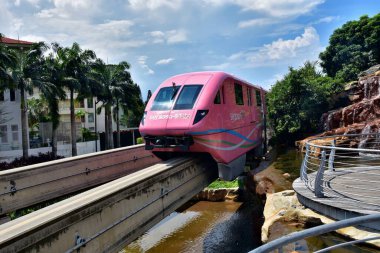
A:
139 71 266 180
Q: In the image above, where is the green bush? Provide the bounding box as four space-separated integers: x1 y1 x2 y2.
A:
136 137 144 144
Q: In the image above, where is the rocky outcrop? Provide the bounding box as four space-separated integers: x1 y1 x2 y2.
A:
322 69 380 135
298 66 380 149
262 190 380 248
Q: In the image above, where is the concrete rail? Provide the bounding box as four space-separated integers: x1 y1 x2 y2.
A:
0 156 217 253
0 144 160 215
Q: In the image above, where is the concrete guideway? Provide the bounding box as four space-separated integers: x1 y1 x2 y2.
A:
0 156 218 253
0 144 160 215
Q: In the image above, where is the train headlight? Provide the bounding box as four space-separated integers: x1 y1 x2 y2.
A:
141 111 147 125
193 110 209 125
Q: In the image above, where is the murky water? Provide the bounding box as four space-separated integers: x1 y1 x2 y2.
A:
122 149 379 253
123 201 263 253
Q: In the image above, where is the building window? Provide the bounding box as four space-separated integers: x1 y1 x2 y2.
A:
0 91 4 101
88 113 94 123
255 90 262 106
0 125 8 143
81 115 85 123
234 83 244 105
10 89 16 101
80 99 85 108
87 97 93 108
11 125 18 142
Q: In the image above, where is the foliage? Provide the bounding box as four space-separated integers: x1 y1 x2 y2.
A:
267 61 343 145
0 152 64 171
320 13 380 82
81 127 97 141
136 137 144 144
208 178 238 189
27 97 50 126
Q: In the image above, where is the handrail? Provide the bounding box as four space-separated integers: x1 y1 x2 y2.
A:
249 213 380 253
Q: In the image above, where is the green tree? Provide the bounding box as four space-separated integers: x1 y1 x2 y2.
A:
320 14 380 81
91 59 140 149
267 62 342 144
0 34 16 92
9 42 50 159
51 42 96 156
40 54 66 157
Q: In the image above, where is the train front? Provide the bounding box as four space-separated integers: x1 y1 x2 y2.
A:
139 73 212 152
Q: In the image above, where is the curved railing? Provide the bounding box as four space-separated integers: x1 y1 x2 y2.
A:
299 133 380 209
249 213 380 253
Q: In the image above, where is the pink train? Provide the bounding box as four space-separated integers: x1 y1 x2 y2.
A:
139 71 266 180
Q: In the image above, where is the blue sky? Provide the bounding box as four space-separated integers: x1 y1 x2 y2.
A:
1 0 379 99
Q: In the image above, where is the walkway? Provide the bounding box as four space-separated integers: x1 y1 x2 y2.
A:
293 134 380 230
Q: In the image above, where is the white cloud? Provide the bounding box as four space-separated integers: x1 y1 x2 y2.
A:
227 27 321 68
128 0 182 10
97 20 134 36
203 63 230 70
156 58 174 65
167 30 187 44
148 30 187 44
203 0 324 18
260 27 319 60
37 0 101 19
310 16 338 25
238 18 277 28
138 56 154 75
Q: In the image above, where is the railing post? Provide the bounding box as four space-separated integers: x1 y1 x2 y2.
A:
315 150 326 198
328 139 336 172
300 144 309 182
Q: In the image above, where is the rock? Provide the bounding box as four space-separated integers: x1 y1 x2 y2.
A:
262 190 380 248
358 64 380 77
255 176 275 196
193 188 239 202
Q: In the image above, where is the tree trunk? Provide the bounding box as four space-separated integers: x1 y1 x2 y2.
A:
20 88 29 159
116 101 120 148
104 107 109 150
70 89 77 156
107 106 113 149
51 127 57 158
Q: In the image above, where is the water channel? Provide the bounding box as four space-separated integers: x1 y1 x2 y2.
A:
122 149 379 253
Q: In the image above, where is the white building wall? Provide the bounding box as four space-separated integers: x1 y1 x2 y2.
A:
0 89 28 151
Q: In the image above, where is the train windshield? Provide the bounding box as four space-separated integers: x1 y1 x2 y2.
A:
151 86 181 111
173 85 203 110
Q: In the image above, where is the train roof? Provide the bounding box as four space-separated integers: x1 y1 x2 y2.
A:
165 71 266 92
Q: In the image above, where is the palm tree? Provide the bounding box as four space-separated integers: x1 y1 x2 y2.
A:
91 59 135 149
0 35 16 93
9 42 49 159
51 42 96 156
39 55 66 157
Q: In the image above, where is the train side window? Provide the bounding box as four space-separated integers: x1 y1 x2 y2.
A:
255 90 262 106
214 90 221 104
247 87 252 106
234 83 244 105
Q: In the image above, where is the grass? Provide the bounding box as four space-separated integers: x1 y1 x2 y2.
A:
207 178 239 189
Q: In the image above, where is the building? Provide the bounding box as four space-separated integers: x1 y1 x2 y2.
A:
0 36 34 151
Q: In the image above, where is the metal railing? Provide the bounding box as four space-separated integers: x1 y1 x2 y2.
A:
249 213 380 253
299 133 380 210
